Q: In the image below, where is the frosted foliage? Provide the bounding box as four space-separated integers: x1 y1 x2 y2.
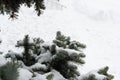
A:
37 51 52 63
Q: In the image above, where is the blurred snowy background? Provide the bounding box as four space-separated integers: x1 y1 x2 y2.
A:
0 0 120 79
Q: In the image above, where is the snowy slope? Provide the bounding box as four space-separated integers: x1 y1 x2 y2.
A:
0 0 120 79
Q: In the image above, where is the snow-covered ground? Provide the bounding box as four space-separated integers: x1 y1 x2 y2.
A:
0 0 120 79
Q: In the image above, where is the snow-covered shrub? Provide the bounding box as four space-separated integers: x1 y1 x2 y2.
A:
4 31 114 80
77 66 114 80
50 48 85 79
53 31 86 50
98 66 114 80
51 31 86 79
4 31 86 79
0 61 20 80
15 35 45 66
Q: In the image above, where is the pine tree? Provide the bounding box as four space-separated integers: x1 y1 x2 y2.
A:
16 35 35 66
4 31 114 80
51 31 86 79
5 35 45 68
9 32 86 79
0 0 45 18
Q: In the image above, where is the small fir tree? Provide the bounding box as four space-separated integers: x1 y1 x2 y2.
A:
16 35 35 66
51 31 86 79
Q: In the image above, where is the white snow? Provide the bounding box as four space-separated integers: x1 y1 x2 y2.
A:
0 0 120 79
37 51 52 63
18 68 33 80
0 55 7 66
30 63 47 71
31 73 47 80
31 70 66 80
